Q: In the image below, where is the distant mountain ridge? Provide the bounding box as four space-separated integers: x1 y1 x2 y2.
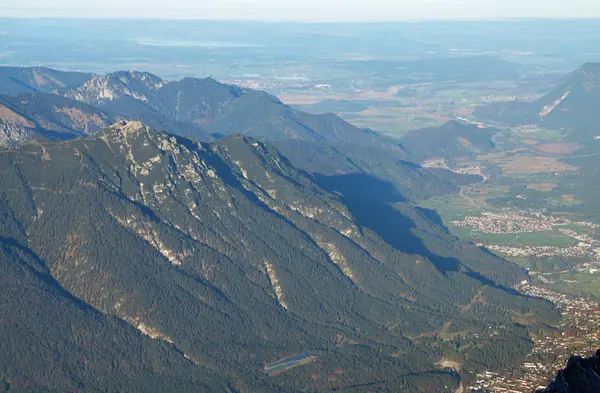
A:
59 70 395 147
0 66 563 391
0 66 485 203
0 66 404 153
0 92 115 146
0 66 91 95
0 66 493 160
400 120 496 161
475 63 600 142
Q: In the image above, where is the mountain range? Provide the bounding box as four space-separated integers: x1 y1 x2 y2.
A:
0 68 386 146
0 66 91 96
0 120 558 392
0 66 560 392
400 120 497 161
475 62 600 143
0 67 497 200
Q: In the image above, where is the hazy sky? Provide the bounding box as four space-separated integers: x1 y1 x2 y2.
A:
2 0 599 21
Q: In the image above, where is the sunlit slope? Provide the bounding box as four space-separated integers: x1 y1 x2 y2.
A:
0 121 559 392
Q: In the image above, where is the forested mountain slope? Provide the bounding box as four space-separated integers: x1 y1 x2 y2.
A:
0 93 115 145
0 121 559 392
400 120 497 161
535 350 600 393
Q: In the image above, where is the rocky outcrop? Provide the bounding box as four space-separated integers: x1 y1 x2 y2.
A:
63 71 166 105
536 350 600 393
0 118 32 147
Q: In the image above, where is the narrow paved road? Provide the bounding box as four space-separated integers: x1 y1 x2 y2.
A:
458 178 487 209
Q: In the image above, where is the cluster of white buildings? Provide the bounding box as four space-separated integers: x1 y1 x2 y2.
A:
453 211 597 235
468 283 600 393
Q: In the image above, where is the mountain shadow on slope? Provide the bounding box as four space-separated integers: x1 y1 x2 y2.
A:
274 139 462 203
316 173 467 274
314 172 530 289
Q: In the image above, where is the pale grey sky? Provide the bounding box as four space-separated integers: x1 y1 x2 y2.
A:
1 0 599 21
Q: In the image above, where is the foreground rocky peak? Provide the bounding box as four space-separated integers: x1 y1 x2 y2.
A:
544 62 600 104
536 349 600 393
570 63 600 85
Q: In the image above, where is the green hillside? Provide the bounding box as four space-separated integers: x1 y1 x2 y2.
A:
0 121 559 392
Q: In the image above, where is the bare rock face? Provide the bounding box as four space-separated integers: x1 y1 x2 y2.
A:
0 118 31 147
0 103 36 146
63 71 167 105
535 350 600 393
0 121 559 392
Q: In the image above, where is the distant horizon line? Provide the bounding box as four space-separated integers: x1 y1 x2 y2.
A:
2 15 600 24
